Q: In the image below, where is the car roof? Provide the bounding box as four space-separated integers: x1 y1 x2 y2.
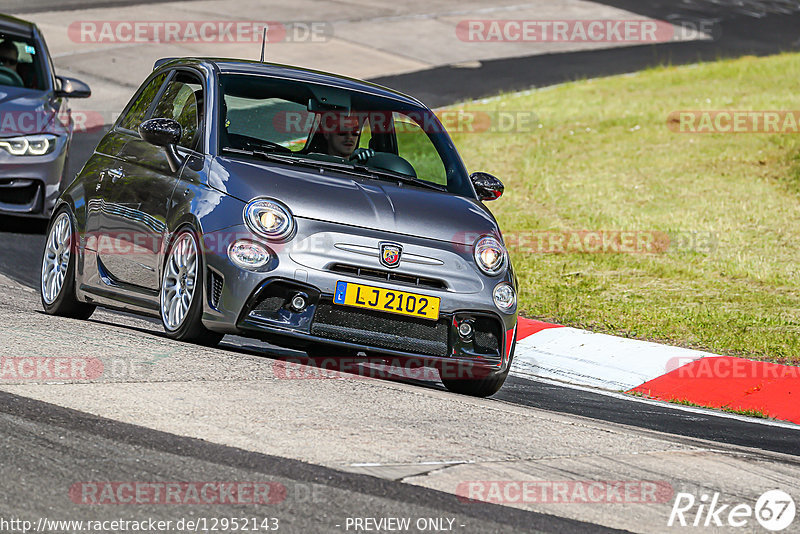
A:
154 57 425 108
0 14 36 39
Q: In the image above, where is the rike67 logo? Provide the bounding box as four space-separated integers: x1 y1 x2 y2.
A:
668 490 796 531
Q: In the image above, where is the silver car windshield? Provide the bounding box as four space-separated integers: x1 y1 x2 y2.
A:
218 74 473 196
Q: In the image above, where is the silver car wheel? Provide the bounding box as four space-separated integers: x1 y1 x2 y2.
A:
41 212 72 305
160 232 198 331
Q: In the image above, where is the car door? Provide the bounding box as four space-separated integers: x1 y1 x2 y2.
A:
82 71 166 271
86 71 167 287
98 69 204 291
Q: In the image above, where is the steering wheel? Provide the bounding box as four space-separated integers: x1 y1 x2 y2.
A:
0 66 23 87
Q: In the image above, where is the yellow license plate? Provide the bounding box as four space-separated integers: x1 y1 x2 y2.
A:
333 281 440 321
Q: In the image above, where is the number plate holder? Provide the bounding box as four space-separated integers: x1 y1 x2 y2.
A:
333 281 440 321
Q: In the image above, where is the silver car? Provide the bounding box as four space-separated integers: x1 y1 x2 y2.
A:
41 57 518 397
0 14 90 219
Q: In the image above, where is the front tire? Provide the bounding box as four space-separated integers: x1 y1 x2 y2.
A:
440 338 516 398
160 228 223 346
40 208 95 319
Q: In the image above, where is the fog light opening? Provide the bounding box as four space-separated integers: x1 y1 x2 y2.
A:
458 319 474 340
290 293 308 312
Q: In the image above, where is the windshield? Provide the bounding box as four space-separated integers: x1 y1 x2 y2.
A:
217 73 473 196
0 32 47 90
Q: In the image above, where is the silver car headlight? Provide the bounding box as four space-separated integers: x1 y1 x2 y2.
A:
228 240 271 270
493 282 516 312
0 134 58 156
474 235 507 276
244 198 294 240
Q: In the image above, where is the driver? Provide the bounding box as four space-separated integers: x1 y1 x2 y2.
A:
319 113 374 162
0 41 18 73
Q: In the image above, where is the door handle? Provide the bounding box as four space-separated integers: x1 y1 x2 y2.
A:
108 168 124 183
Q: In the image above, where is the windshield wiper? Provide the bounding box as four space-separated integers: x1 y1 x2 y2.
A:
222 147 446 192
224 147 359 173
222 147 300 165
351 164 446 192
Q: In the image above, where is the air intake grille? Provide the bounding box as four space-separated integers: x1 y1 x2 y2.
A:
208 271 223 309
0 180 40 206
311 302 449 357
252 296 285 314
473 316 501 354
328 264 447 290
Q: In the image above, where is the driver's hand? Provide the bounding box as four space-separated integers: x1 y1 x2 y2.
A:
349 148 375 163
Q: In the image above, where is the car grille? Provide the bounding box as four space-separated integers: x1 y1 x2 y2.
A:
310 301 449 357
328 263 447 290
473 316 501 354
252 296 285 315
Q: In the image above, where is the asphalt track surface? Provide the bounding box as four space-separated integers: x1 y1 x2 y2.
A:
1 2 800 532
373 1 800 107
4 0 198 14
0 391 614 533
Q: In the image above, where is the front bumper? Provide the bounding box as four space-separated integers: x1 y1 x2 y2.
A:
201 219 517 373
0 135 68 218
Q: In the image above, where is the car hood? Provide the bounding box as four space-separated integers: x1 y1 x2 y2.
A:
0 87 61 136
209 157 500 245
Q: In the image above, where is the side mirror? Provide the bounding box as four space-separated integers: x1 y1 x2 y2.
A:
55 76 91 98
470 172 504 201
139 118 184 172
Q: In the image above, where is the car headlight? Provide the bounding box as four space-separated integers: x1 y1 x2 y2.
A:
0 134 57 156
474 235 507 275
493 282 516 312
244 199 294 240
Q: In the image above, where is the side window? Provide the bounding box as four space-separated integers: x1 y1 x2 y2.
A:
358 120 372 149
151 71 203 151
393 112 447 185
117 73 167 132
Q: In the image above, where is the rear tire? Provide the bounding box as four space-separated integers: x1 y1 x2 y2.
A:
40 208 95 319
440 338 516 398
160 228 223 346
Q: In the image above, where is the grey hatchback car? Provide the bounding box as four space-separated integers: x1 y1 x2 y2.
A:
41 57 518 396
0 14 90 218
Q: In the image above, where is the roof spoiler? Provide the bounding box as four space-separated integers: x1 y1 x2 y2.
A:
153 57 179 70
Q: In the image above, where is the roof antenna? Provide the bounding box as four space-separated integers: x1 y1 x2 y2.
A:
259 27 267 62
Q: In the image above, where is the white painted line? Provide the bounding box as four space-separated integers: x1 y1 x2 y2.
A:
349 460 474 467
512 327 710 391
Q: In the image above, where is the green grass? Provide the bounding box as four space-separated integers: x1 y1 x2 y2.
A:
448 53 800 364
625 392 773 421
664 397 771 420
